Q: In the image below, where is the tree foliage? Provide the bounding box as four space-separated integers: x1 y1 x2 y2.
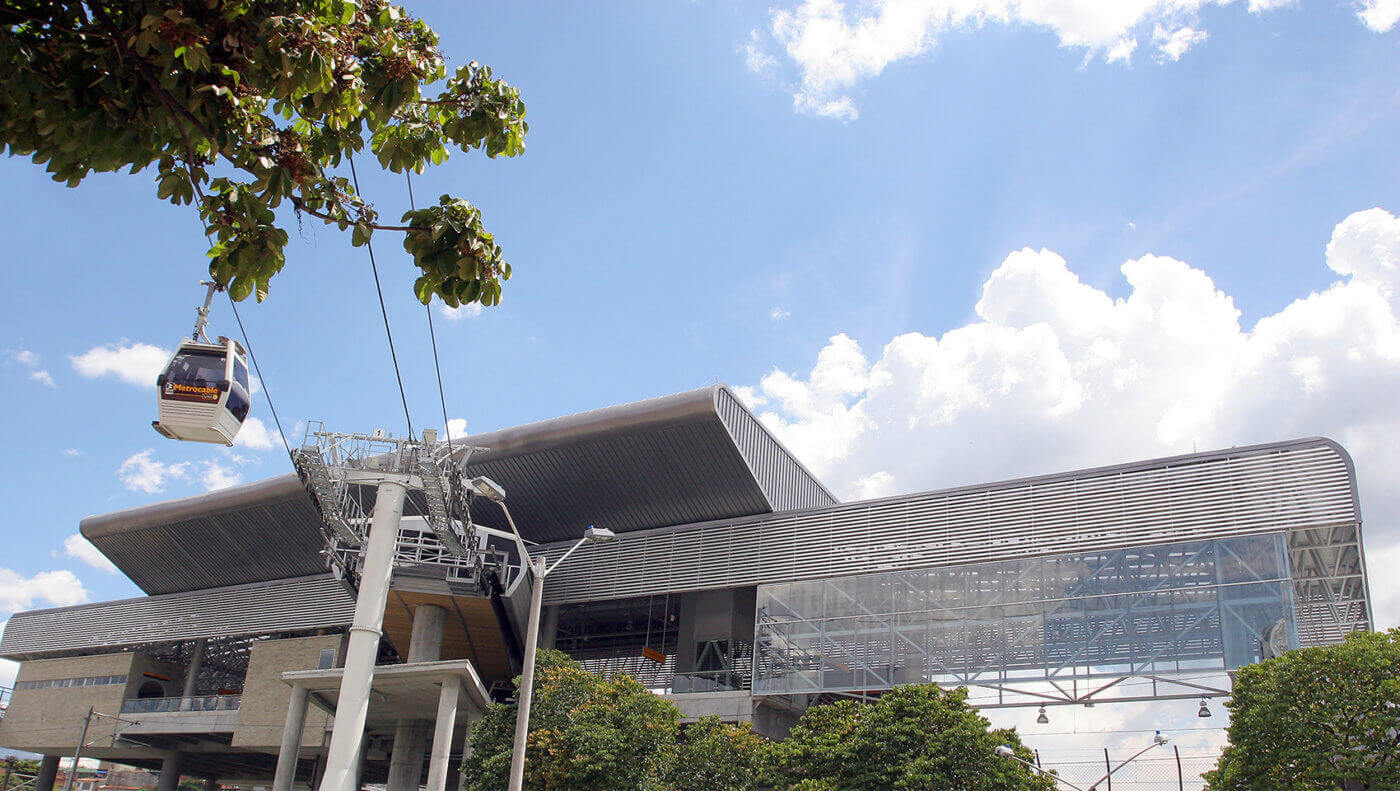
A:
1204 628 1400 791
0 0 525 306
663 715 767 791
462 650 681 791
764 685 1057 791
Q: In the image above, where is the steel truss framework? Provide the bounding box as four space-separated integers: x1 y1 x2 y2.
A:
753 530 1368 708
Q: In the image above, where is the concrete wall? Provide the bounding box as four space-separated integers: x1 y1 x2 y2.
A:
231 635 342 749
0 654 137 753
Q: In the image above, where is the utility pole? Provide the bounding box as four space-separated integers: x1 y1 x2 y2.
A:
62 707 94 791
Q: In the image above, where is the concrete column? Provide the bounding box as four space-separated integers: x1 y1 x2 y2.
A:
538 606 560 651
35 757 59 791
319 479 408 791
272 684 311 791
155 750 185 791
386 723 428 791
204 778 218 791
424 676 460 791
407 605 447 664
182 638 208 700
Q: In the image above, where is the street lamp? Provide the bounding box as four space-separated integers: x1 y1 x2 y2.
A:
994 732 1169 791
468 476 616 791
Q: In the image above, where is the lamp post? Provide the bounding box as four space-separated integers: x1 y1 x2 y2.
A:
994 732 1169 791
469 476 616 791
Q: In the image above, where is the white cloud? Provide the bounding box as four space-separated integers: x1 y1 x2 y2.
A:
771 306 792 321
200 461 242 491
438 302 483 322
746 207 1400 630
117 450 190 494
61 534 118 574
0 568 89 615
757 0 1383 118
63 448 82 457
444 418 471 438
71 342 170 387
234 416 279 451
116 450 248 493
8 347 57 388
0 654 15 689
1153 24 1209 61
1359 0 1400 32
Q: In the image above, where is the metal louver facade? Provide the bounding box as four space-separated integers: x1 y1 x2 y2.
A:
0 575 356 659
537 437 1369 642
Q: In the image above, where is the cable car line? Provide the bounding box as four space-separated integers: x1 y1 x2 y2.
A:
348 153 414 438
406 171 456 448
226 294 292 457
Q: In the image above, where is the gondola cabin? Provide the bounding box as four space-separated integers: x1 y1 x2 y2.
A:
152 336 251 445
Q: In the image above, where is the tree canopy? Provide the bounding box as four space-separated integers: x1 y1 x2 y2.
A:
1204 628 1400 791
0 0 525 306
764 685 1057 791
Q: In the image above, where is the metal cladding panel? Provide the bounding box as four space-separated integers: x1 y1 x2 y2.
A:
713 387 836 511
81 475 327 595
538 439 1363 606
0 575 354 659
460 418 773 543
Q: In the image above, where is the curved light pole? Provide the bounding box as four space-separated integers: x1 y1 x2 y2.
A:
469 476 616 791
994 732 1169 791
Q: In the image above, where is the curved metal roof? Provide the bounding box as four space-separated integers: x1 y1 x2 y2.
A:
81 386 835 594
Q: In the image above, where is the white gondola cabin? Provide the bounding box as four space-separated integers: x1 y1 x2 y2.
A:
153 336 251 445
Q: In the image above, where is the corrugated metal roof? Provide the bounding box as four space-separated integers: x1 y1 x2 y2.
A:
0 575 355 660
79 386 835 592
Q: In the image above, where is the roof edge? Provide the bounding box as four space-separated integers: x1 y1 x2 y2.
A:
452 386 724 464
80 473 304 540
712 385 838 506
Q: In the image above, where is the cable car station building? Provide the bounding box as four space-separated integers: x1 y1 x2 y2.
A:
0 387 1374 791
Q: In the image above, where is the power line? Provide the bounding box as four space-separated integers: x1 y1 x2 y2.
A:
227 295 292 456
406 171 456 447
348 154 414 438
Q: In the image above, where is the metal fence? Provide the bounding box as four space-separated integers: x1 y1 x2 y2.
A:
1035 748 1221 791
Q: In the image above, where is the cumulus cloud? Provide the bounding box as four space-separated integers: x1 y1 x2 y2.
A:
234 416 280 451
771 306 792 321
1359 0 1400 32
0 568 89 615
116 450 246 494
745 207 1400 631
70 342 170 387
756 0 1387 118
8 347 57 388
438 302 483 322
61 534 117 574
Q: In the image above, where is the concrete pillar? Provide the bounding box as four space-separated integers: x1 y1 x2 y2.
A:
204 778 218 791
424 676 460 791
182 638 208 700
272 684 311 791
35 757 59 791
155 750 185 791
538 606 560 651
386 722 428 791
407 605 447 664
319 479 408 791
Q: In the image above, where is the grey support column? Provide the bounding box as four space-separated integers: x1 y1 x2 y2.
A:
182 638 208 699
407 605 447 663
155 750 185 791
386 723 427 791
35 757 59 791
272 684 311 791
538 606 560 651
424 676 460 791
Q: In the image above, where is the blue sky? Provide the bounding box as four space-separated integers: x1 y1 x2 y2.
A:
3 0 1399 767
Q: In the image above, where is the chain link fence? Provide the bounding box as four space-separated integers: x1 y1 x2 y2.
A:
1035 748 1221 790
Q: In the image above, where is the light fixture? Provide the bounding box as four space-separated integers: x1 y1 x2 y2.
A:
1154 731 1170 745
994 745 1015 757
1036 706 1049 724
584 525 617 543
1198 698 1211 718
469 476 507 502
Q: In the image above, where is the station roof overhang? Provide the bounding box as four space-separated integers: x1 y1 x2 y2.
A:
79 385 835 596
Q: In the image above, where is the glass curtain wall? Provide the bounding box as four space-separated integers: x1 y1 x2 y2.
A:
754 533 1296 695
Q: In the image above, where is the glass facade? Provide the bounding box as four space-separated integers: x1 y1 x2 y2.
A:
754 533 1297 695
